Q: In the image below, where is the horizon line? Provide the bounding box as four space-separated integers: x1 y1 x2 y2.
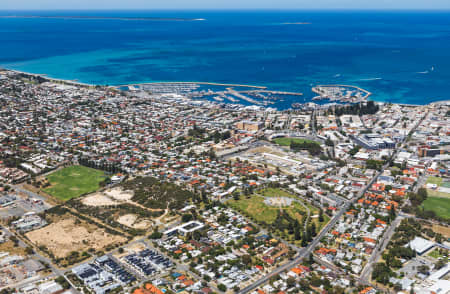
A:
1 8 450 12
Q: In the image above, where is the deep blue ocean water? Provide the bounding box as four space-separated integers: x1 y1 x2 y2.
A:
1 10 450 109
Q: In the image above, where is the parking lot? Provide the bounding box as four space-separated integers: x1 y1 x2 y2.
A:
397 256 435 280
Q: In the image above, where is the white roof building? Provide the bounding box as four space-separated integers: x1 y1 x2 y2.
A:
407 236 435 255
429 280 450 294
427 264 450 283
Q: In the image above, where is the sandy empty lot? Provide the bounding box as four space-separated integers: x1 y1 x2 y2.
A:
431 224 450 239
81 187 134 207
246 146 286 157
26 215 126 258
82 193 118 206
117 214 152 229
105 188 133 201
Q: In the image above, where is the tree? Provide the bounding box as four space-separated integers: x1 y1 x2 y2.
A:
418 265 429 275
435 259 446 270
301 234 308 246
394 283 402 292
310 222 316 237
325 138 334 147
389 206 396 222
290 140 322 156
149 229 163 239
417 188 428 200
242 254 252 264
55 276 70 289
409 189 427 207
25 247 34 255
349 145 361 156
287 276 296 287
217 284 227 292
294 224 301 241
308 253 314 265
372 262 393 284
182 213 193 223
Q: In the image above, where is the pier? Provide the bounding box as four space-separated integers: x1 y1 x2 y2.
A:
226 88 262 105
117 81 267 90
241 90 303 96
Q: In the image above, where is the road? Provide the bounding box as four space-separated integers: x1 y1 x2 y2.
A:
5 108 429 294
353 110 430 285
311 108 317 136
238 196 351 294
238 124 404 294
1 225 81 294
0 275 44 291
311 255 379 289
359 215 403 283
414 174 427 193
8 185 53 214
1 185 181 293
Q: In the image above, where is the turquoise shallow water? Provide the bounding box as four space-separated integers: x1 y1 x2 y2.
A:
1 10 450 109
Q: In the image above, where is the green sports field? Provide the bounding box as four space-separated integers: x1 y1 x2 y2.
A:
227 188 328 230
426 176 443 186
421 197 450 220
272 137 319 146
43 165 106 201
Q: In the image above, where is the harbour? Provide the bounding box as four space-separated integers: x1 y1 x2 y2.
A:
311 84 371 103
115 80 373 110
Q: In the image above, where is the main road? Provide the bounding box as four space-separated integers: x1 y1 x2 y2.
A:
237 172 381 294
359 215 403 283
238 201 346 294
238 131 401 294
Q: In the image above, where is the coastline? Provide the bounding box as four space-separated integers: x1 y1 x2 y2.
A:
1 68 95 87
1 67 448 108
1 10 449 108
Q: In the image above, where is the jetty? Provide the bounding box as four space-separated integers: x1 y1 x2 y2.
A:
226 88 261 105
241 90 303 96
117 81 267 90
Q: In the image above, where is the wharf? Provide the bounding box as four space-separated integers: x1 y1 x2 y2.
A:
241 90 303 96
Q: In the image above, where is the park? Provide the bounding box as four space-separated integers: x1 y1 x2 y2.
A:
43 165 107 201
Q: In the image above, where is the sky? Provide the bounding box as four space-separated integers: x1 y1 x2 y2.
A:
1 0 449 10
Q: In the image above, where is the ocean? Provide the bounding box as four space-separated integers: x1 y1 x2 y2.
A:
0 10 449 109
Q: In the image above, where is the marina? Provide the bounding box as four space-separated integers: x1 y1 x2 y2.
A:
116 81 372 109
242 90 303 96
312 84 371 103
226 88 262 105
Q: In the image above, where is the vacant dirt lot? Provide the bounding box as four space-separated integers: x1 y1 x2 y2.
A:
105 188 133 201
246 146 286 157
82 193 118 206
117 213 152 229
0 241 27 256
26 214 126 258
81 187 134 207
431 224 450 239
